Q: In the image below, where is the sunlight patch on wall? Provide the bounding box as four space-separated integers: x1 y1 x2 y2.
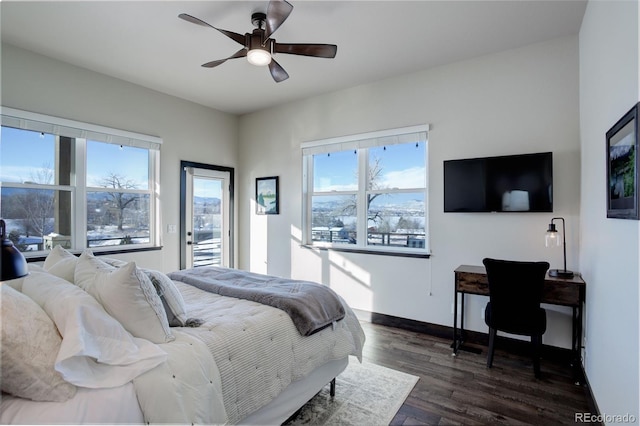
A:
290 224 302 242
290 224 323 281
328 251 373 311
250 213 268 274
327 251 371 287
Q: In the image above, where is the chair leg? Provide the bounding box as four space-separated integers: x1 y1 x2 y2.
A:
487 328 496 368
532 334 542 378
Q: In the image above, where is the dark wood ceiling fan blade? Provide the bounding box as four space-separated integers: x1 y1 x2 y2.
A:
179 13 246 46
268 59 289 83
179 13 213 28
202 49 247 68
273 43 337 58
264 0 293 40
201 59 226 68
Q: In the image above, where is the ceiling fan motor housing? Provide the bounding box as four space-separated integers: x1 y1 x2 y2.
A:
251 12 267 29
248 31 273 58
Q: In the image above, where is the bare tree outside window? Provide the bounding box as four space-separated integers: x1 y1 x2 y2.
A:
18 165 55 237
366 155 385 226
98 173 140 232
334 155 386 224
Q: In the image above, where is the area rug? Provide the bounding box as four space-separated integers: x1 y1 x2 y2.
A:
284 358 419 425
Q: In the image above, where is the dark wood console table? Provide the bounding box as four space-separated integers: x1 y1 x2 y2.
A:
453 264 586 381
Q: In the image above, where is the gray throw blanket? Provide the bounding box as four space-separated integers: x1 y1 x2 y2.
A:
168 267 346 336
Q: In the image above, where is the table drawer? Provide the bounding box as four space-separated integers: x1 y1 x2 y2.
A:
455 271 489 295
542 281 581 306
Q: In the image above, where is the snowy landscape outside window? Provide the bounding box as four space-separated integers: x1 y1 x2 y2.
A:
302 125 430 255
0 108 161 255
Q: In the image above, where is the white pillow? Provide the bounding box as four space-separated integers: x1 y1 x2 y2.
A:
102 258 189 327
21 271 168 388
3 264 44 292
43 245 78 283
1 284 77 401
142 269 188 327
29 263 45 272
74 250 174 344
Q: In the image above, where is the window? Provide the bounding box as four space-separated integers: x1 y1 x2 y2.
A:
302 125 429 255
1 107 161 256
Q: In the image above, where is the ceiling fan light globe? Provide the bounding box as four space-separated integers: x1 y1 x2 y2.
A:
247 49 272 66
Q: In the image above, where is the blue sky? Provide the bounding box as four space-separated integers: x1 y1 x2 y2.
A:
1 127 149 187
87 141 148 188
2 126 220 199
1 128 55 183
194 177 222 199
2 127 424 202
313 141 426 192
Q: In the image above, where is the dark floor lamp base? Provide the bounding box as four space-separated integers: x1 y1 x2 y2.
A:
549 269 574 278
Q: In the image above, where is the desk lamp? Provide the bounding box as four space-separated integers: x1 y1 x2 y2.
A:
544 217 574 278
1 219 29 281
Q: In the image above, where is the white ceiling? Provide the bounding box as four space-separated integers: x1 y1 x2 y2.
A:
1 1 587 116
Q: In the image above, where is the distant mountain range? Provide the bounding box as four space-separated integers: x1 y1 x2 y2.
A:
194 196 221 206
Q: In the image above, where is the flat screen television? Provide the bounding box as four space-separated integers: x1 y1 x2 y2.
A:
444 152 553 212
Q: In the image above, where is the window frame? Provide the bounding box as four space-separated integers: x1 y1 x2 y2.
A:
302 124 430 257
1 107 162 257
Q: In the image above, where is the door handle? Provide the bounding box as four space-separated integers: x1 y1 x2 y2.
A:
187 241 193 245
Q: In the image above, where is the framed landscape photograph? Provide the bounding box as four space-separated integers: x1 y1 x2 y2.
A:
606 102 639 220
256 176 279 215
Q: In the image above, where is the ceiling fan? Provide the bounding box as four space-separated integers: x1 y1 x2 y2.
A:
179 0 337 83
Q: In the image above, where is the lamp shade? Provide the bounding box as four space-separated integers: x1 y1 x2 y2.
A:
1 219 28 281
247 49 272 66
544 223 562 247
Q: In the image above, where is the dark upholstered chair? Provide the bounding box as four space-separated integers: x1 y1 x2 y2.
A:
482 258 550 378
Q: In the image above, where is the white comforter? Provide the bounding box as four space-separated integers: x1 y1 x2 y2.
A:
173 279 366 424
132 330 227 424
1 274 365 425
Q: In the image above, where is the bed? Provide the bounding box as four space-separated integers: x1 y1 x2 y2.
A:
0 246 365 425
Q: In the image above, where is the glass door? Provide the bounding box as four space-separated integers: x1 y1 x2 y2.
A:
183 166 231 268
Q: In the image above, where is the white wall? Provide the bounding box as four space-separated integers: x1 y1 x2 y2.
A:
579 0 639 422
1 44 239 273
239 36 581 348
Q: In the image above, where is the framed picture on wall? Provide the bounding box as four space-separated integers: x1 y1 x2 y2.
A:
606 102 639 220
256 176 279 215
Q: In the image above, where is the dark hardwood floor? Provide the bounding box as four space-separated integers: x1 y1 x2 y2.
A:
359 321 594 425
